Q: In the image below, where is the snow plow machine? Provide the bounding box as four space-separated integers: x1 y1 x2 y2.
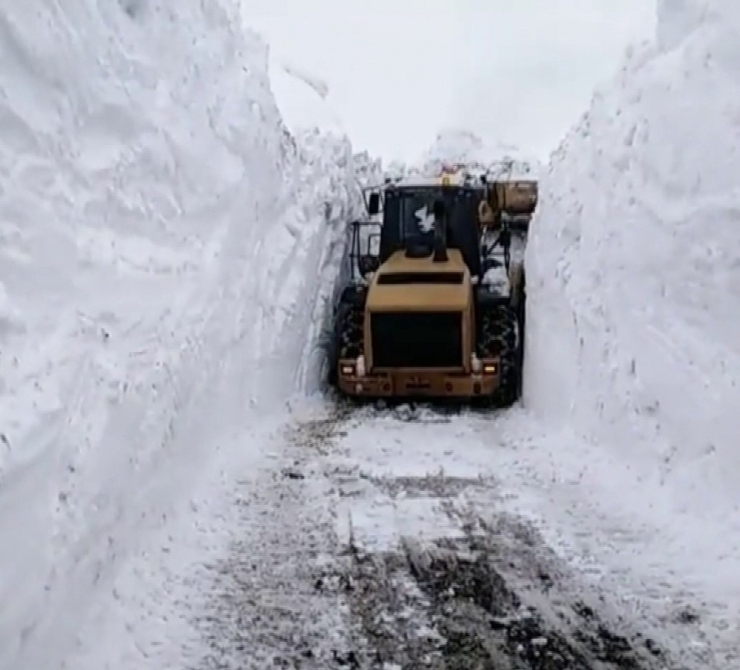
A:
328 165 538 406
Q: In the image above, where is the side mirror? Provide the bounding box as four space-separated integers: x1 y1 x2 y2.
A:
368 192 380 215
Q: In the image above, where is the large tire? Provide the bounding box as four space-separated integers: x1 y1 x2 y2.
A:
514 266 526 399
477 304 520 407
329 301 364 387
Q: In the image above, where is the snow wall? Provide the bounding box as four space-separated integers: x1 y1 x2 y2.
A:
0 2 362 668
524 0 740 506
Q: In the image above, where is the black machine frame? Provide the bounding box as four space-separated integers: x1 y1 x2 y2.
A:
346 182 515 290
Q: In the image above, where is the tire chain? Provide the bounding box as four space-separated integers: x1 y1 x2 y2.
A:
338 303 364 360
477 305 520 406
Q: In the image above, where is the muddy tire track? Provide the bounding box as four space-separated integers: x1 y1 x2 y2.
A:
341 471 674 670
188 400 683 669
190 403 360 670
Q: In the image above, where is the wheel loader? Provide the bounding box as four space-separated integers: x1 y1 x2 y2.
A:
329 167 538 405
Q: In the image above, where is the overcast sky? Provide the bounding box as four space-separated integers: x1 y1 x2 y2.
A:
242 1 656 163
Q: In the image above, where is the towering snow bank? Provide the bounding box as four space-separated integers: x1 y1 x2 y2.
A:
0 3 360 668
524 1 740 504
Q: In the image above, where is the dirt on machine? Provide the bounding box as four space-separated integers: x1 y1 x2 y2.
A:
328 164 538 406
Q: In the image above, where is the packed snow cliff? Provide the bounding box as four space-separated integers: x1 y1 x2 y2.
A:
524 0 740 507
0 3 362 669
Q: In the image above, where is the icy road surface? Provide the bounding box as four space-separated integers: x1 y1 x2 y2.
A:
58 399 739 670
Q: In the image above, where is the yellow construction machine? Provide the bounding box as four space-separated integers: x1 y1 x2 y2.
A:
328 166 538 405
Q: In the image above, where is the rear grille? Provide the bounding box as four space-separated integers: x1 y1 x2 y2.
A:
370 311 463 368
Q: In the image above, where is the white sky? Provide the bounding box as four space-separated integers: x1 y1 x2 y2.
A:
242 1 656 163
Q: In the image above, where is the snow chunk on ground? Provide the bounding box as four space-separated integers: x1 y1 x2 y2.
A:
524 1 740 522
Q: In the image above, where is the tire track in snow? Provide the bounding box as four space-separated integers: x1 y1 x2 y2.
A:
192 402 362 669
327 403 675 669
192 399 678 669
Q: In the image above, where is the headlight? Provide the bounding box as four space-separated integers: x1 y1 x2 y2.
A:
340 364 355 376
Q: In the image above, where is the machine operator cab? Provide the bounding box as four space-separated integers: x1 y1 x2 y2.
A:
365 177 485 283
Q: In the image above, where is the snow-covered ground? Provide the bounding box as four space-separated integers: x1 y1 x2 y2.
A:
325 404 704 667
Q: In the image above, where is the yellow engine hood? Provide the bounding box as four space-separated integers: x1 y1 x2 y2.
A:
366 249 471 312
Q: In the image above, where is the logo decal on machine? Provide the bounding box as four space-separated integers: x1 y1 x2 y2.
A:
414 205 435 233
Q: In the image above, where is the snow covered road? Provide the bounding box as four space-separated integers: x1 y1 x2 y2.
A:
317 401 739 670
64 396 732 670
195 409 357 669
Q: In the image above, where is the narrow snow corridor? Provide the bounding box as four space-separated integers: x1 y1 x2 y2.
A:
0 1 739 669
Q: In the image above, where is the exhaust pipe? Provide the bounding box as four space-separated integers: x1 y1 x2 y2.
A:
432 199 448 262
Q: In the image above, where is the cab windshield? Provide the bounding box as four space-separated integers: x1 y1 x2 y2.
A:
379 185 484 275
396 189 439 241
387 186 480 244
